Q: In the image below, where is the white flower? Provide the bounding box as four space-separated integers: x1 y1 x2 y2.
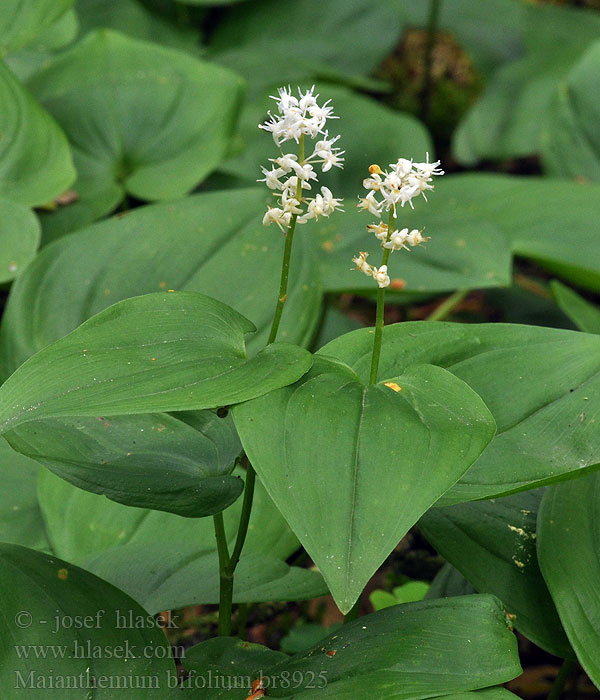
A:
357 191 381 217
407 229 428 246
367 222 389 242
352 251 373 276
262 207 291 232
259 85 337 145
311 133 345 172
372 265 390 288
383 228 410 251
258 166 285 190
259 87 343 232
360 153 443 214
271 154 298 173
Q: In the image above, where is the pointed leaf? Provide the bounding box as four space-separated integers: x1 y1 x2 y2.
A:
28 30 243 230
234 356 495 612
0 291 312 436
184 596 521 699
419 491 572 657
538 472 600 687
322 322 600 503
0 543 179 699
0 58 75 206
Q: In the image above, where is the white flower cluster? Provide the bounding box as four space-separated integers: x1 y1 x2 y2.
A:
259 86 344 232
358 155 444 216
353 156 443 288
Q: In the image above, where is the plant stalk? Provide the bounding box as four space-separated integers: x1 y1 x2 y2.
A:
213 512 233 636
547 659 577 700
426 288 469 322
369 209 395 384
215 134 306 636
267 133 305 345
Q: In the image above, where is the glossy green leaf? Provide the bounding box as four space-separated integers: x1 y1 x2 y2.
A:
0 198 40 283
387 174 600 294
0 0 74 54
321 322 600 503
453 3 600 164
234 356 495 612
314 203 512 296
0 189 320 376
38 464 298 566
541 40 600 180
209 0 400 95
0 58 75 206
0 438 48 551
28 30 243 231
10 410 244 517
220 83 432 199
184 596 521 699
419 491 572 658
538 472 600 686
551 281 600 334
0 543 179 698
0 291 312 436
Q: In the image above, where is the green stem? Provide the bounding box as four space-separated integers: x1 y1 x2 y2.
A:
343 596 361 624
420 0 442 122
213 513 233 636
426 288 469 322
548 659 577 700
267 134 305 345
237 603 248 639
369 209 395 384
227 459 256 573
214 135 307 638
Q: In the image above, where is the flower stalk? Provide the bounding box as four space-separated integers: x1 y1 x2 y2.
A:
352 155 444 384
215 86 344 636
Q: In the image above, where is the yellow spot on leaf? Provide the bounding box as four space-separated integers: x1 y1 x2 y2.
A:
385 382 402 392
57 568 69 581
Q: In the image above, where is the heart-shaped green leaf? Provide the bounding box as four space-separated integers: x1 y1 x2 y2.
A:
0 198 40 283
0 291 312 436
541 40 600 181
28 29 243 232
322 322 600 503
419 491 572 658
0 58 75 206
551 280 600 334
453 3 600 164
538 472 600 687
184 596 521 699
234 356 495 612
0 543 180 699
